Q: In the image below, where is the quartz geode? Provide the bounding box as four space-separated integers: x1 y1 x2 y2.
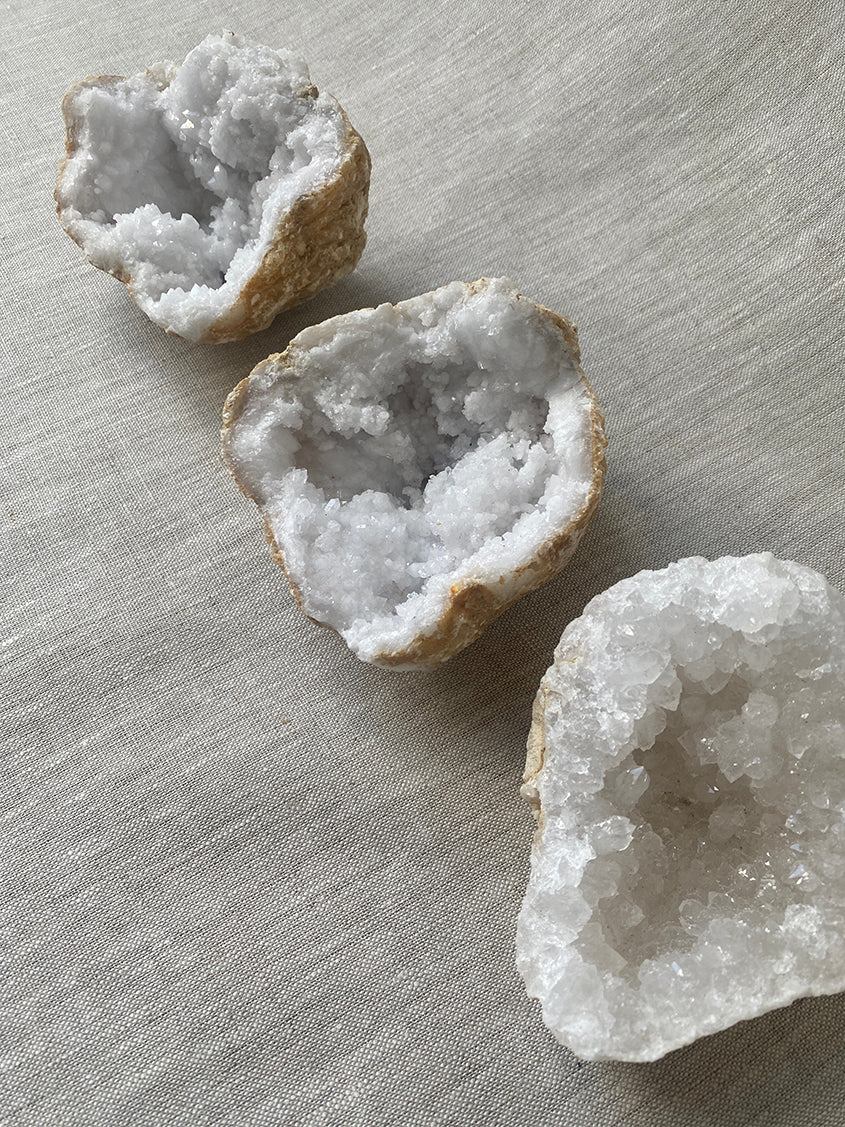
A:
222 278 605 669
56 33 370 342
517 553 845 1062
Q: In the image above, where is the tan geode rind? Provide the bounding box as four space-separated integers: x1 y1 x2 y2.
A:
221 281 606 669
55 72 370 344
523 685 552 817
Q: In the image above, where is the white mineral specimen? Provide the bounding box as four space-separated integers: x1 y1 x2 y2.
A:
222 278 606 669
517 553 845 1062
55 33 370 342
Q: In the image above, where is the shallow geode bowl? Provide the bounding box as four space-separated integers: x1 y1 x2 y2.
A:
55 32 370 343
518 553 845 1062
222 277 606 669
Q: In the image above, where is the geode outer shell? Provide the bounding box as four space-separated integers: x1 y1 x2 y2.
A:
518 553 845 1062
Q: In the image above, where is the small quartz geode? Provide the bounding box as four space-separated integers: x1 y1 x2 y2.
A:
55 33 370 342
518 553 845 1062
222 278 606 669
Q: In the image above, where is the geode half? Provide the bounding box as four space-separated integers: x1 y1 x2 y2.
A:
222 278 605 669
517 553 845 1061
56 33 370 342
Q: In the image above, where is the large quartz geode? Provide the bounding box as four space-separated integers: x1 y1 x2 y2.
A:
55 33 370 342
518 554 845 1062
222 278 606 669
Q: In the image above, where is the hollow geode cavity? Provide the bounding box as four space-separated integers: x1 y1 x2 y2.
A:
517 553 845 1062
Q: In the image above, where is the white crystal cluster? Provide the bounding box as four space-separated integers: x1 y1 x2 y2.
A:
222 278 604 668
56 33 367 341
518 554 845 1062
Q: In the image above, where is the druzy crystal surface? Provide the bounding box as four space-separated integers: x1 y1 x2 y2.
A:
517 554 845 1061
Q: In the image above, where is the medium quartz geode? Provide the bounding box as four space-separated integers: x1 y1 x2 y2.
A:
518 553 845 1062
222 278 605 669
56 33 370 342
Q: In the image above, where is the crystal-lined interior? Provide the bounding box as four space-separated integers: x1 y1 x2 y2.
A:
518 555 845 1062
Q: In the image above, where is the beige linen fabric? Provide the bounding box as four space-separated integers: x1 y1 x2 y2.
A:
2 0 844 1123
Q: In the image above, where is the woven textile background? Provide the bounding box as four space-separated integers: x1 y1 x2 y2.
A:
3 0 844 1123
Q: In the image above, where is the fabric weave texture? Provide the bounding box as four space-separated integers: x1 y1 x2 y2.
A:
2 1 844 1123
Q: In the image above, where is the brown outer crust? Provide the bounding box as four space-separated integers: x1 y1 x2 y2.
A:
522 635 586 826
221 280 607 670
55 70 371 344
203 107 370 342
522 687 549 817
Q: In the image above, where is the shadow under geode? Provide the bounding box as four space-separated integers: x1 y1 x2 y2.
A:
592 989 845 1125
383 484 659 770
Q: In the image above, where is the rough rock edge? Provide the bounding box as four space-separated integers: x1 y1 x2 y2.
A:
221 279 607 670
522 633 586 817
55 68 371 344
522 687 550 817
